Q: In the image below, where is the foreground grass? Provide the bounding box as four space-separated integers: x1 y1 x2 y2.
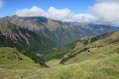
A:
46 59 62 67
40 53 119 79
1 50 119 79
1 31 119 79
0 50 119 79
1 45 119 79
0 47 42 79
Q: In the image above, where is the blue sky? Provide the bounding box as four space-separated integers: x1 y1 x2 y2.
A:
0 0 95 17
0 0 119 26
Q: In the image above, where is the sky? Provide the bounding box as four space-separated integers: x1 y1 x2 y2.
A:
0 0 119 26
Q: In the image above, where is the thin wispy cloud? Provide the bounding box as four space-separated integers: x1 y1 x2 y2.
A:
0 0 3 8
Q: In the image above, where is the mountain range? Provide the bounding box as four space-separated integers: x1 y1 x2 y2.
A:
1 24 119 79
5 15 119 47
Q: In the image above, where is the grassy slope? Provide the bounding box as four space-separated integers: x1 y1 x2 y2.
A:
46 36 96 61
0 47 42 79
1 44 118 79
40 53 119 79
12 43 119 79
1 30 119 79
45 42 76 61
61 31 119 64
34 30 119 79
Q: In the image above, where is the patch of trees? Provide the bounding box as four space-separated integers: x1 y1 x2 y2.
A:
22 48 48 67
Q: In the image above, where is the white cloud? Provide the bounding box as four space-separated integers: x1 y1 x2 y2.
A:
88 0 119 25
13 0 119 26
48 7 73 21
13 6 48 17
13 6 94 22
0 0 3 8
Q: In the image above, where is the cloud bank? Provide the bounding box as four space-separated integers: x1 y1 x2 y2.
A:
88 0 119 25
0 0 3 8
13 0 119 26
13 6 94 22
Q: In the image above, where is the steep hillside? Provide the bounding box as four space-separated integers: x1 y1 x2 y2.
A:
60 30 119 64
0 34 22 50
33 30 119 79
0 18 55 54
45 36 96 61
46 30 119 64
6 16 119 47
0 47 36 67
0 33 47 66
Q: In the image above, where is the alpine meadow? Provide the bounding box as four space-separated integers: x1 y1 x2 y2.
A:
0 0 119 79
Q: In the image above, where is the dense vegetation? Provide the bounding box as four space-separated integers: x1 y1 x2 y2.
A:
0 35 23 51
22 49 48 67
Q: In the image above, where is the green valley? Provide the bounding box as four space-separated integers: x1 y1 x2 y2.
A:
1 0 119 79
1 29 119 79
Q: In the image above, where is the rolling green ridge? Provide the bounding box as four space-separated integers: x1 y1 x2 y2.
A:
46 30 119 65
45 36 96 61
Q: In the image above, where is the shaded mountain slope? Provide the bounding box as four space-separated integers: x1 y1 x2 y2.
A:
5 16 97 47
0 18 55 54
